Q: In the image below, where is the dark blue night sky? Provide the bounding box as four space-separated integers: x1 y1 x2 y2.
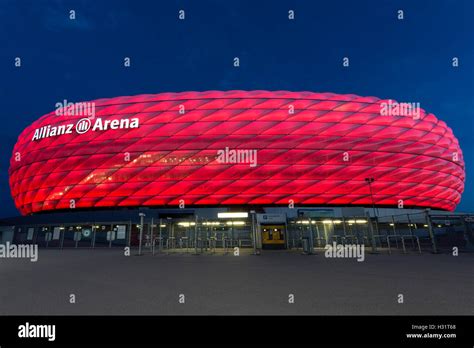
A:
0 0 472 217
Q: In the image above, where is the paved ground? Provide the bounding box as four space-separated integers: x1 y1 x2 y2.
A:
0 248 473 315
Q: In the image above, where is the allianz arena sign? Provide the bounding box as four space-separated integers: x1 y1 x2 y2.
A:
31 117 140 141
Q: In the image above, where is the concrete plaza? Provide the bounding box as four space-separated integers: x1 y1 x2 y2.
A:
0 248 472 315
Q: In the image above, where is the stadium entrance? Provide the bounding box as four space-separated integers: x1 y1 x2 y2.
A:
261 225 286 249
2 208 474 255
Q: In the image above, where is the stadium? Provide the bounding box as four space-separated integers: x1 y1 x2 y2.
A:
2 91 472 252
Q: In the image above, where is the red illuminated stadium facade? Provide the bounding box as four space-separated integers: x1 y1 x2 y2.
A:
9 90 465 216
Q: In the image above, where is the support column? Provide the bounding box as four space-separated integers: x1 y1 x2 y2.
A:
193 214 199 255
138 213 145 255
367 212 378 253
308 217 314 254
150 217 154 252
425 209 438 253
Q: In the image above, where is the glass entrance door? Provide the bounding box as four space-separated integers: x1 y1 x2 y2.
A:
261 224 286 249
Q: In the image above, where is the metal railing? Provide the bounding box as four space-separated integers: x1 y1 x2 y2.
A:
383 235 422 254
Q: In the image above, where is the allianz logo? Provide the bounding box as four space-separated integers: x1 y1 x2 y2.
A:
31 117 139 141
